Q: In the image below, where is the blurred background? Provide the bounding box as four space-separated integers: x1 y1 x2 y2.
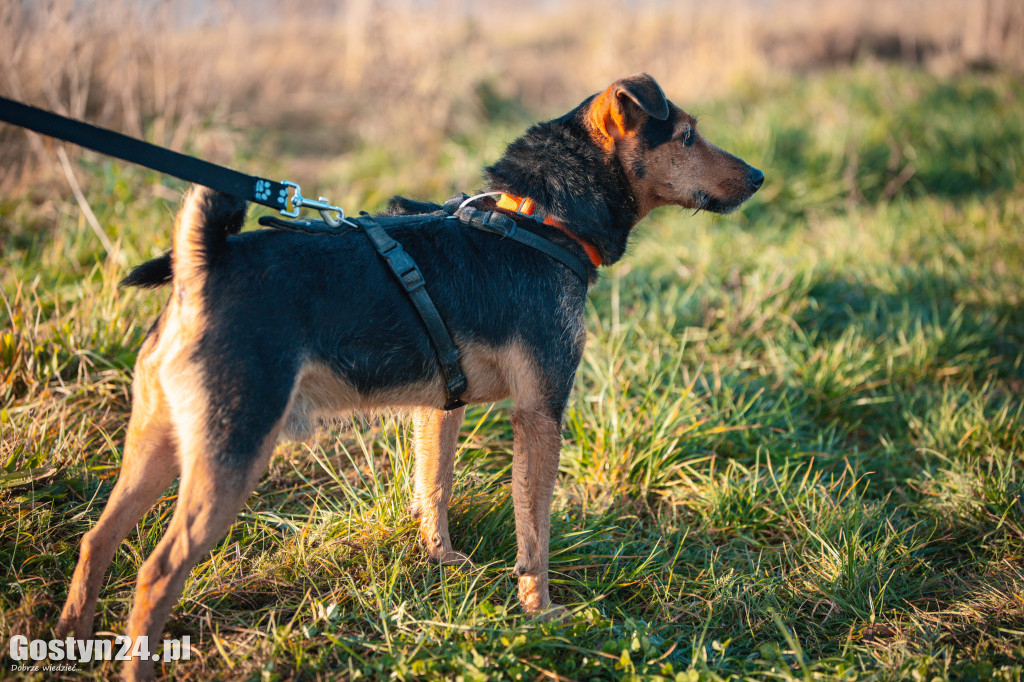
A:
2 0 1022 199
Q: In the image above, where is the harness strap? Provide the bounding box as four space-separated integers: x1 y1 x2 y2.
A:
495 192 604 267
359 217 468 410
0 96 291 211
454 207 591 283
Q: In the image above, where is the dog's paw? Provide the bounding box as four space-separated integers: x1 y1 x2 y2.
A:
436 549 475 568
122 661 156 682
54 610 91 641
528 604 570 623
53 618 70 640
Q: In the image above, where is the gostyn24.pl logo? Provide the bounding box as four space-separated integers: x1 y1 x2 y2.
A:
8 634 190 672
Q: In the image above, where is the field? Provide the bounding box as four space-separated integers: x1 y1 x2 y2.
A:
2 3 1024 680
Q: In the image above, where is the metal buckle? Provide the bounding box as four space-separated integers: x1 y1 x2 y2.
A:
280 181 302 218
386 248 425 292
400 267 425 292
280 181 357 228
446 374 468 396
488 212 517 238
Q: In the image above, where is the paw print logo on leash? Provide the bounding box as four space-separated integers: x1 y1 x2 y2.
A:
254 179 272 202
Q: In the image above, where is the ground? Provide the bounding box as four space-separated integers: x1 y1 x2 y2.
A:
1 65 1023 680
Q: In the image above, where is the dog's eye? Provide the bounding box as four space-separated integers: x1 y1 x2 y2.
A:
682 129 694 146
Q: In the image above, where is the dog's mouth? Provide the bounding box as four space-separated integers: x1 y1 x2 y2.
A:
691 190 747 215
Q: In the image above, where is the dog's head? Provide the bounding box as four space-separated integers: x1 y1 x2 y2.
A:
585 73 763 218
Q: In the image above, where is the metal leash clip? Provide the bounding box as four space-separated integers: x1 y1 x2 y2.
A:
280 181 357 228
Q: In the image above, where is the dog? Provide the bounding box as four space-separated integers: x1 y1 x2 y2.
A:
55 73 762 679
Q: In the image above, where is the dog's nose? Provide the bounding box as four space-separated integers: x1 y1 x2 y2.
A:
748 167 764 191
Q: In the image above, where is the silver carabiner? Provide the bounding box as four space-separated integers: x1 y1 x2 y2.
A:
279 181 357 227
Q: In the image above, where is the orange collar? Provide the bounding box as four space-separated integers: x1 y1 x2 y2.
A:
495 193 603 267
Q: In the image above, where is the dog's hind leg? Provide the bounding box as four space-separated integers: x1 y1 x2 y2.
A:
56 358 179 640
411 406 470 565
510 405 564 616
122 431 277 682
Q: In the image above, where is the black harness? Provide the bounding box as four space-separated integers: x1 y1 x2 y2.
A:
259 195 591 410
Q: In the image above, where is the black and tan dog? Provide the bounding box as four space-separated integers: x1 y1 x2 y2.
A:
56 73 762 679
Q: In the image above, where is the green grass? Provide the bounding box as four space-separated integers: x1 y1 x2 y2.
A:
2 64 1023 680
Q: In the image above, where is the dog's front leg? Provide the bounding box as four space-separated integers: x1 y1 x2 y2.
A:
411 406 470 565
510 406 563 615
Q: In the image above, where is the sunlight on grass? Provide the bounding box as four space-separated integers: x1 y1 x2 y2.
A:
2 63 1023 680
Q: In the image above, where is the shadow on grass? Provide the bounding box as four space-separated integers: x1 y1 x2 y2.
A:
796 266 1024 383
735 71 1024 230
596 261 1024 493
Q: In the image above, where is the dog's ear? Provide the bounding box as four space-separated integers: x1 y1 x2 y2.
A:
588 73 669 147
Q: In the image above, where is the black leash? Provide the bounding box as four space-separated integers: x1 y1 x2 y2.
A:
0 96 293 212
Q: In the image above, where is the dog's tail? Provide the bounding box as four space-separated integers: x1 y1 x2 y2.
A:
121 186 246 291
172 186 247 290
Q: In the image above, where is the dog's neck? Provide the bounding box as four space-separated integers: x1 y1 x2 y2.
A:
483 110 640 266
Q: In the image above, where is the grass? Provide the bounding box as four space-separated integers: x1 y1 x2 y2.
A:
2 63 1024 680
